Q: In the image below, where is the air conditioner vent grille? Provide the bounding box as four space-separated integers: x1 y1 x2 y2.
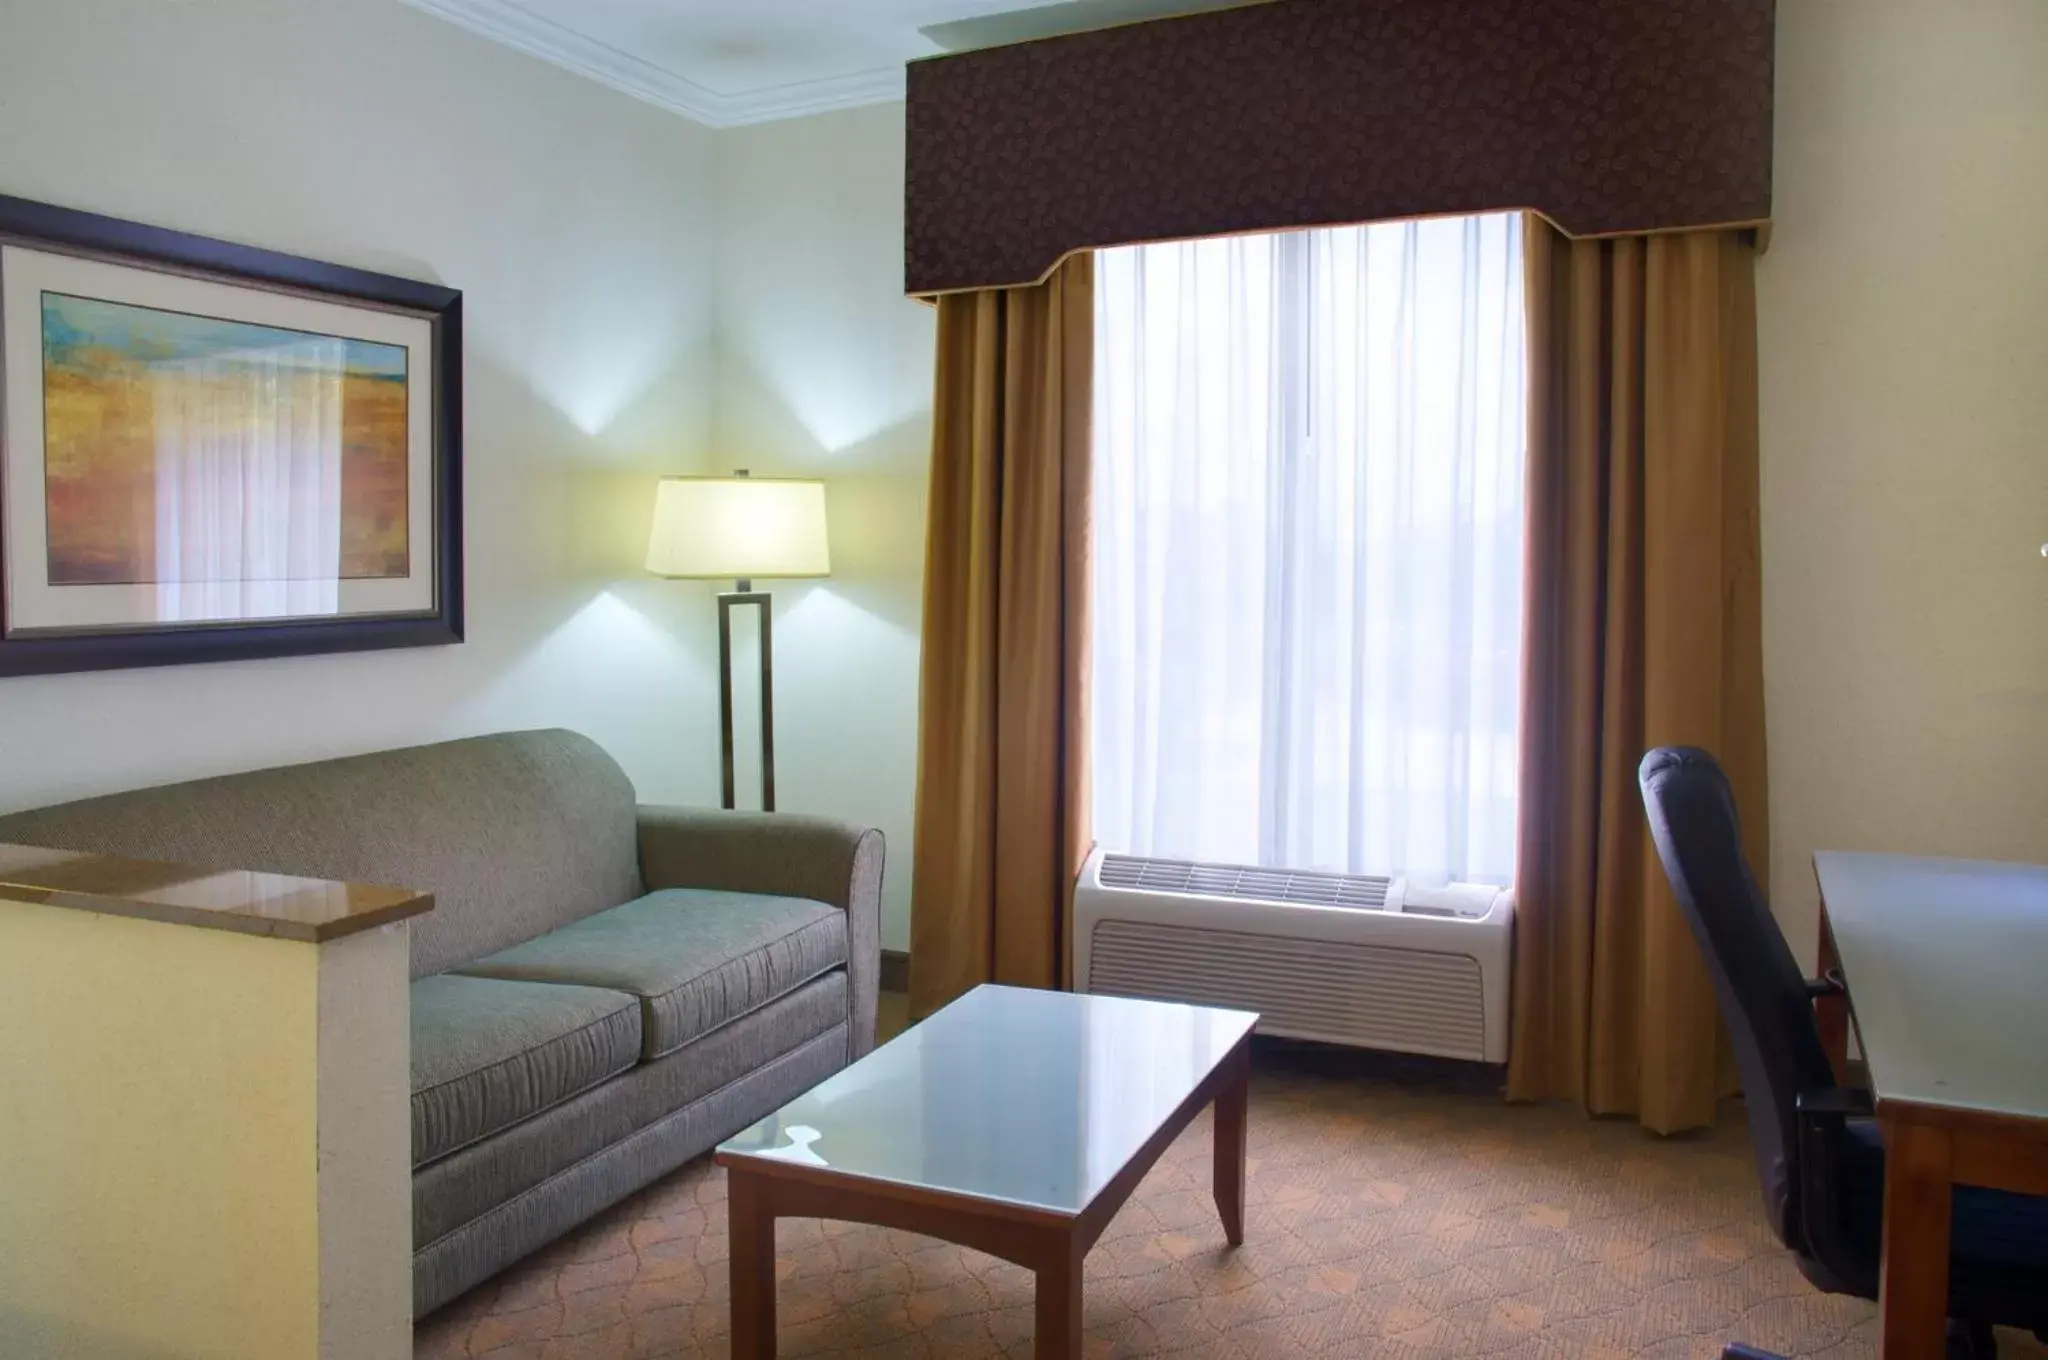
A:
1099 854 1391 910
1087 919 1486 1061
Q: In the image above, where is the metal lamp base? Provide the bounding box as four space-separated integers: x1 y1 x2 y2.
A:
716 585 774 811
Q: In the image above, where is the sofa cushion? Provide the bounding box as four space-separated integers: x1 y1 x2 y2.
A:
453 888 847 1060
414 972 851 1252
411 975 642 1168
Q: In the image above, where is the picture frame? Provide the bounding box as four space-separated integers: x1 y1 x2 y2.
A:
0 192 462 677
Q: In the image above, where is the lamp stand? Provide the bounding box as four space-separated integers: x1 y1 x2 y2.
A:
716 580 774 811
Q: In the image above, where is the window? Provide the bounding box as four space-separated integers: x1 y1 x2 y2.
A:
1090 214 1527 885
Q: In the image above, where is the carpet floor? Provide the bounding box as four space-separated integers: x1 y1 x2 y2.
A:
414 1041 2042 1359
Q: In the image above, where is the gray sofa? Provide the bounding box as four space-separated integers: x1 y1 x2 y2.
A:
0 728 882 1316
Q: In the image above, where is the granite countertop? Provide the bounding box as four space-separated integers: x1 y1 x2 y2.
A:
0 842 433 942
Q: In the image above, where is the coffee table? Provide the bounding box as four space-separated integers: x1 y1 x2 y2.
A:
716 984 1258 1358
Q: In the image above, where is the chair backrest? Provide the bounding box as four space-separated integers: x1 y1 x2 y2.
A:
1637 746 1836 1247
0 729 644 979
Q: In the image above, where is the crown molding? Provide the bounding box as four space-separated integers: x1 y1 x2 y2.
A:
714 68 909 128
402 0 906 128
402 0 722 123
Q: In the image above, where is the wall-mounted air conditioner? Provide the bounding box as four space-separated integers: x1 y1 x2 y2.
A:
1074 848 1514 1063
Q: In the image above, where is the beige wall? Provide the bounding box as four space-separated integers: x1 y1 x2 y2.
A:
0 901 413 1359
0 0 724 814
315 924 413 1360
710 106 934 952
1758 0 2048 963
0 902 322 1359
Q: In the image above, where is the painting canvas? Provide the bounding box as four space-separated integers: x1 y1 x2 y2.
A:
0 192 462 676
40 294 412 586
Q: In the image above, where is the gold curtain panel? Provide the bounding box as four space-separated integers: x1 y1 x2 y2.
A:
1506 218 1767 1134
908 257 1096 1019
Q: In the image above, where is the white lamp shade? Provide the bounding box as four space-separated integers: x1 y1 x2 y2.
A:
645 477 831 579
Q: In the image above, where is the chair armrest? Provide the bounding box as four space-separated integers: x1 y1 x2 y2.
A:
636 805 885 1059
1794 1087 1874 1120
1803 969 1846 1000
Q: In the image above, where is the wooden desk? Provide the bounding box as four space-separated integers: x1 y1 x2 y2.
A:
1813 852 2048 1358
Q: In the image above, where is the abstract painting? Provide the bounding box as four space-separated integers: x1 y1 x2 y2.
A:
0 191 463 676
40 294 411 586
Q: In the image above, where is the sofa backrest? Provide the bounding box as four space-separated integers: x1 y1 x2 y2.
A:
0 729 644 978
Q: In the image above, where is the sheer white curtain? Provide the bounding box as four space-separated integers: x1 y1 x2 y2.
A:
1091 213 1526 885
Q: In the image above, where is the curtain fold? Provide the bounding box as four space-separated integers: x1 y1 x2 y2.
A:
1506 217 1766 1135
908 255 1095 1020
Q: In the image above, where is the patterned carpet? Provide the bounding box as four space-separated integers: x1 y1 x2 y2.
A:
413 1039 2038 1360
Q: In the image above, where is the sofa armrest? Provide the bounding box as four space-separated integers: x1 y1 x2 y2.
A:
636 805 884 1059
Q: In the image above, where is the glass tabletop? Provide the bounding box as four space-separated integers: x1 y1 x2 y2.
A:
718 984 1258 1215
1813 851 2048 1121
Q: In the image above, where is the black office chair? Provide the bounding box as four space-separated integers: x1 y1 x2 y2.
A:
1639 747 2048 1360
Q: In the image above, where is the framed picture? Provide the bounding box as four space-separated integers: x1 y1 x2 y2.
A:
0 193 461 676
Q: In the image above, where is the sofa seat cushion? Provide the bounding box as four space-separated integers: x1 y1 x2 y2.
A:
411 975 642 1168
453 888 847 1060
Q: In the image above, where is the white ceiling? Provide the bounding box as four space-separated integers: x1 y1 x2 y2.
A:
403 0 1254 127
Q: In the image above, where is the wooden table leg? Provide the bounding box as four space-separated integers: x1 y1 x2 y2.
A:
1815 897 1850 1083
1034 1237 1084 1360
1879 1118 1953 1360
1213 1038 1249 1247
728 1168 777 1359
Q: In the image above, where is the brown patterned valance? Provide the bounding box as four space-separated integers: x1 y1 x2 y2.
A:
905 0 1775 297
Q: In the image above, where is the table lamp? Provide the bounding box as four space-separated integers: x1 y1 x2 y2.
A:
645 471 830 810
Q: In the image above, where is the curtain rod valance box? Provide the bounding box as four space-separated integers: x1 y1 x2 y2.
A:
904 0 1775 297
